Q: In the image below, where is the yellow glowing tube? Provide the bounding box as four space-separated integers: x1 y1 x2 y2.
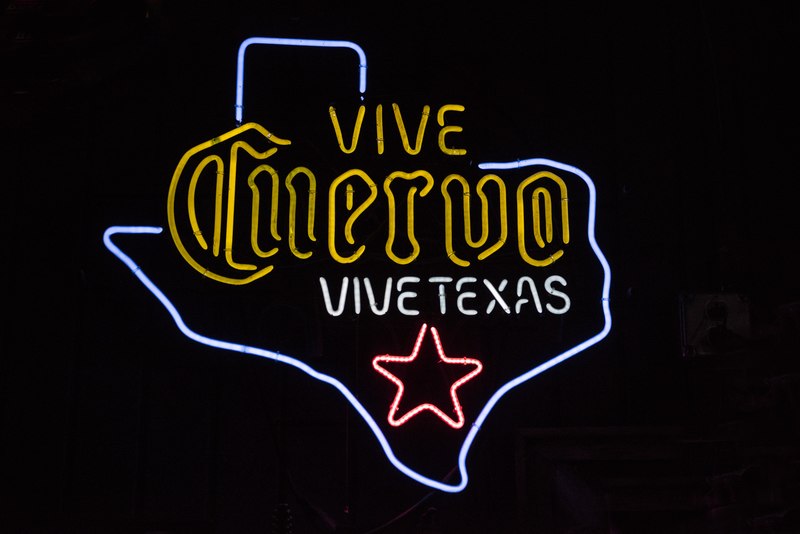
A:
475 175 508 261
436 104 467 156
516 171 569 266
167 122 290 286
441 174 507 266
392 103 430 155
225 140 281 270
384 171 434 265
286 166 317 259
329 105 366 154
531 186 551 249
329 169 377 263
187 154 224 254
346 184 354 210
247 164 280 258
442 174 473 267
464 182 488 248
376 104 385 155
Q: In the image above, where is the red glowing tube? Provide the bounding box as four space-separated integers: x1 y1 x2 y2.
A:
372 323 483 428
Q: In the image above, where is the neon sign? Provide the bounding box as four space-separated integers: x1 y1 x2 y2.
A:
372 323 483 428
104 37 612 493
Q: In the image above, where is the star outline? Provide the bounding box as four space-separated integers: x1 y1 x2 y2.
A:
372 323 483 428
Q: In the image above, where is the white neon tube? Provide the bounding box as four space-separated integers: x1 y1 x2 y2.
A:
103 156 611 493
104 225 467 492
235 37 368 125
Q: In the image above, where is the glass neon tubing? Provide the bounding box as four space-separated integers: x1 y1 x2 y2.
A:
235 37 368 125
104 155 611 493
116 33 611 491
105 225 464 492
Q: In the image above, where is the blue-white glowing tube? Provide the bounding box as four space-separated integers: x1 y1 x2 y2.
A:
464 158 613 449
103 225 466 493
235 37 368 125
104 156 609 493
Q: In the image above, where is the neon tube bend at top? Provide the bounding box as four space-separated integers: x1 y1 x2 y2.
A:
235 37 368 125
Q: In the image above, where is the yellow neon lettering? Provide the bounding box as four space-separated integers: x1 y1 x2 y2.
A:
517 171 569 266
436 104 467 156
475 175 508 260
441 174 507 266
376 104 384 155
329 105 366 154
247 164 280 258
346 183 354 210
442 174 472 267
187 154 224 254
285 167 317 259
329 169 377 263
167 122 290 285
384 171 434 265
170 119 575 285
392 103 430 155
531 186 551 248
225 140 280 270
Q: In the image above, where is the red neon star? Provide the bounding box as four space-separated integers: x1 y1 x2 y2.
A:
372 323 483 429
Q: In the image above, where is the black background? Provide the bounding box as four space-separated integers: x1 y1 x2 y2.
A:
3 1 800 533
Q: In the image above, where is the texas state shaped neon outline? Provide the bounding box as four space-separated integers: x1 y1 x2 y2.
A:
106 37 611 493
103 157 612 494
372 323 483 428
